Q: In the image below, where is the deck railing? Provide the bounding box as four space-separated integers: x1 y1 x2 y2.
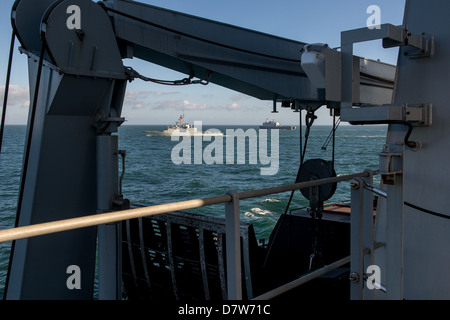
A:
0 170 374 299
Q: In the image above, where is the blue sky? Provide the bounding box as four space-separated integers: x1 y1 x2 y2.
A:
0 0 405 126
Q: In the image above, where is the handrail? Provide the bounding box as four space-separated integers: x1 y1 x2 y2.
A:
253 242 385 300
238 171 371 200
252 255 351 300
0 170 371 243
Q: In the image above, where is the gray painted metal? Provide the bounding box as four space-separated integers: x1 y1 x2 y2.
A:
350 179 364 300
340 24 409 111
44 0 126 79
6 58 100 299
388 0 450 299
6 0 127 299
225 190 242 300
344 0 450 299
349 174 375 300
11 0 56 55
103 0 395 108
385 157 404 299
97 135 121 300
342 103 432 126
103 0 317 105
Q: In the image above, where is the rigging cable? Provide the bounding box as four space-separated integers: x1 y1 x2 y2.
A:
284 109 316 214
309 111 339 270
404 202 450 220
15 40 46 226
331 110 338 172
350 120 417 149
263 108 307 267
0 30 16 157
322 112 340 170
1 29 17 300
126 67 209 86
321 112 340 169
299 108 302 164
332 110 336 171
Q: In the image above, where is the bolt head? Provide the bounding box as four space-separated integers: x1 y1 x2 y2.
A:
349 272 360 283
350 180 360 190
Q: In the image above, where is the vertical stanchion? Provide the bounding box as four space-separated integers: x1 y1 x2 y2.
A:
225 190 242 300
386 172 404 299
340 35 354 111
361 170 376 300
97 134 121 300
349 173 377 299
362 171 374 299
350 178 364 299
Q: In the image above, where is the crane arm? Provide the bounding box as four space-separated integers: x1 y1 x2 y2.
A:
102 0 395 108
101 0 319 106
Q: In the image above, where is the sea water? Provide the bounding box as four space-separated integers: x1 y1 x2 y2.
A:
0 124 387 298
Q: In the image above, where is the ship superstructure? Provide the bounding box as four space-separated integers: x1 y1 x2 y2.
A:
259 119 296 130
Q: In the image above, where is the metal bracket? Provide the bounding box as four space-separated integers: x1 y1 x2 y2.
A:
403 103 432 126
379 144 403 185
93 109 126 131
342 24 434 59
341 24 434 110
382 27 434 59
102 117 126 124
341 103 432 127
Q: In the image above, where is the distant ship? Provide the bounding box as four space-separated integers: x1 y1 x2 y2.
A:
259 119 296 130
146 114 223 136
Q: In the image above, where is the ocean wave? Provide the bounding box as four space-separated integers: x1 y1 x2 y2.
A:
244 207 273 218
261 198 281 203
